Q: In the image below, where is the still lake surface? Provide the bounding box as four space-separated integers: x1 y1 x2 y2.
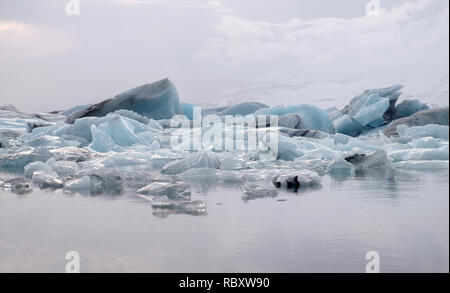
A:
0 170 448 273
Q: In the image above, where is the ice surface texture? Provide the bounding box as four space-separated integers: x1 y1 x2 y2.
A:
1 79 449 200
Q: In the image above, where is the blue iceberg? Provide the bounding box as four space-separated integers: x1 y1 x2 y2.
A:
254 104 336 134
66 78 182 123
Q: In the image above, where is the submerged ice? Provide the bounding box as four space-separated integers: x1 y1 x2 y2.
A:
0 79 449 207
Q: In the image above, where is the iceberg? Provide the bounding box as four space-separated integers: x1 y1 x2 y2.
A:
24 161 57 179
242 184 279 201
219 102 268 116
46 158 79 177
344 149 391 171
272 170 321 189
0 177 32 195
383 107 449 137
66 78 182 123
0 147 52 173
63 175 104 195
32 171 63 189
255 104 336 134
0 81 448 201
180 102 195 120
150 199 207 217
137 181 191 200
161 151 221 175
392 99 429 120
392 160 449 170
335 85 403 136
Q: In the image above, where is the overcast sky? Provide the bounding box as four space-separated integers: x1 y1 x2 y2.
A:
0 0 448 112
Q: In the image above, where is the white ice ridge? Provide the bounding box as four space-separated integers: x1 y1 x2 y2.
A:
0 79 448 201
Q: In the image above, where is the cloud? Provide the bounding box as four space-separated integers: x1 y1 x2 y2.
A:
194 0 449 85
0 19 72 59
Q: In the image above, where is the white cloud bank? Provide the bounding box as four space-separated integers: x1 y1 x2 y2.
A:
193 0 449 106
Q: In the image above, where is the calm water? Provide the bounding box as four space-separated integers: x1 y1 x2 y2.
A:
0 171 448 273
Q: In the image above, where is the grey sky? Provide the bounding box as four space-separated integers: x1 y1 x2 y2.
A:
0 0 448 111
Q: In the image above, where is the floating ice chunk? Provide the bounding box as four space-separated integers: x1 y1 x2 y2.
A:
265 134 303 161
255 104 335 134
87 114 157 152
242 184 278 201
147 118 163 131
98 151 154 172
150 199 207 217
343 85 402 118
112 109 150 124
396 124 449 140
66 78 182 123
63 176 103 195
392 99 429 120
0 147 52 173
279 127 328 139
63 175 103 195
388 148 449 162
383 107 449 137
24 161 57 179
327 158 355 175
23 135 80 148
89 125 123 152
46 158 79 177
161 151 221 175
352 94 390 127
220 102 268 116
219 153 246 170
334 115 364 137
181 102 195 120
32 171 63 189
410 137 444 149
392 160 449 170
178 167 219 182
272 170 321 189
278 114 301 129
137 181 191 200
71 170 124 195
344 149 390 171
49 146 96 162
0 177 32 194
336 85 403 136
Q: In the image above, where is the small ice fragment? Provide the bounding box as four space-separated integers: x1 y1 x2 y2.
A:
272 170 321 189
242 184 279 201
24 161 56 179
137 181 191 200
32 171 63 189
161 151 221 175
344 149 390 171
151 199 207 217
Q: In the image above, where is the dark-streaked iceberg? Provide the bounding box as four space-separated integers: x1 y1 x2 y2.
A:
383 107 449 137
334 85 403 136
66 78 182 123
